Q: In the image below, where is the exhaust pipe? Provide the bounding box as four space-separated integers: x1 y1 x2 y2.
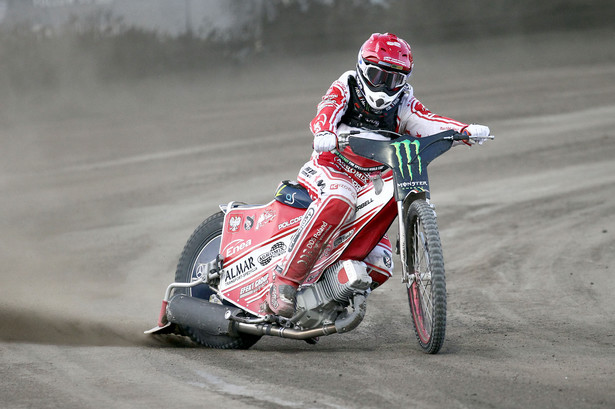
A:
235 322 338 339
234 293 368 340
166 292 368 341
166 294 240 336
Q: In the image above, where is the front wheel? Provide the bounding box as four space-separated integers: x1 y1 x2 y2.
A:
174 211 261 349
405 200 446 354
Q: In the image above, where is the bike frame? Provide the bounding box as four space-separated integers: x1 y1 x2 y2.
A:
213 171 397 317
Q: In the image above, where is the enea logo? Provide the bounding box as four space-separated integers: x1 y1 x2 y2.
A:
391 140 422 179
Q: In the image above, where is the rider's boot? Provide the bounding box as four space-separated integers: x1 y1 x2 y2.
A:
267 196 355 317
267 268 300 318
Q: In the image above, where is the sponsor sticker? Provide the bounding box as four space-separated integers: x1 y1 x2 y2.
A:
278 215 302 230
244 215 255 231
256 209 276 230
356 198 374 212
224 239 252 258
239 275 269 298
228 215 242 232
223 256 257 285
257 242 287 266
391 139 422 179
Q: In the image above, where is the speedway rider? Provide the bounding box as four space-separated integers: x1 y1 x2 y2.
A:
267 32 490 317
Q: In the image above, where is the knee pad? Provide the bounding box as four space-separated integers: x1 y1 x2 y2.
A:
363 238 394 288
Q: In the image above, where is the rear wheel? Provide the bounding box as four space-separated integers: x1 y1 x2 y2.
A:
174 211 261 349
405 200 446 354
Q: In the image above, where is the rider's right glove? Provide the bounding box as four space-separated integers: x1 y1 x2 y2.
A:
461 124 491 145
313 131 338 153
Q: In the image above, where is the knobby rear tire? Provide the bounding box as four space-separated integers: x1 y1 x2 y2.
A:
405 199 447 354
174 211 261 349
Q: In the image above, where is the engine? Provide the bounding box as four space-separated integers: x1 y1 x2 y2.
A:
292 260 372 328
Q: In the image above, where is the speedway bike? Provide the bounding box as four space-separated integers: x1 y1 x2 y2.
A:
146 129 493 354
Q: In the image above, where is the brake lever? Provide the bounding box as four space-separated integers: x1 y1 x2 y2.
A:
338 136 349 150
445 133 495 141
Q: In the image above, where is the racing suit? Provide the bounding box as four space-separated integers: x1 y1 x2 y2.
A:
272 70 469 309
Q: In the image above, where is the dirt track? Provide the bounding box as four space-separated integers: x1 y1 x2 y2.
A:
1 29 614 408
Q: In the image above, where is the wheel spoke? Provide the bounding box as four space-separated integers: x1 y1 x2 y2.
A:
418 280 433 330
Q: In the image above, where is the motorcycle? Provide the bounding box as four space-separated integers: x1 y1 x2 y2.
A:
146 129 493 354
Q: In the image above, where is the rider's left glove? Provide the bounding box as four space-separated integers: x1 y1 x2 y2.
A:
313 131 338 153
461 124 490 145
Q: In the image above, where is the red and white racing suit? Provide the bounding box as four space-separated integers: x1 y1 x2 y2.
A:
277 70 469 289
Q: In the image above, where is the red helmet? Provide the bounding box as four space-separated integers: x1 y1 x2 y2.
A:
356 33 413 110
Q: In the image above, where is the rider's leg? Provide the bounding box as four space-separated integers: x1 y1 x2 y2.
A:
267 163 357 317
363 235 394 289
268 195 355 317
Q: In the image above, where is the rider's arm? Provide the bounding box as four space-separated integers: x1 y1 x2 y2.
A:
397 93 468 138
309 72 352 137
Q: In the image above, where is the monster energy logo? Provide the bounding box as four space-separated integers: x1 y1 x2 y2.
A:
392 140 422 179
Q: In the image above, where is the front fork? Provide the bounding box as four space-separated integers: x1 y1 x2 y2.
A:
397 200 411 284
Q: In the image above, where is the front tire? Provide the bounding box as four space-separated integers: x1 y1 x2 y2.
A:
174 211 261 349
405 200 446 354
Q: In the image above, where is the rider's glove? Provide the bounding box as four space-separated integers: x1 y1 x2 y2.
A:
461 124 491 145
313 131 338 153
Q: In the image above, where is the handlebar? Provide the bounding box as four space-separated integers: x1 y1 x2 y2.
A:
337 130 494 150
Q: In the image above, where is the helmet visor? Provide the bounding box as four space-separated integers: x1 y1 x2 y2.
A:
364 65 409 91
